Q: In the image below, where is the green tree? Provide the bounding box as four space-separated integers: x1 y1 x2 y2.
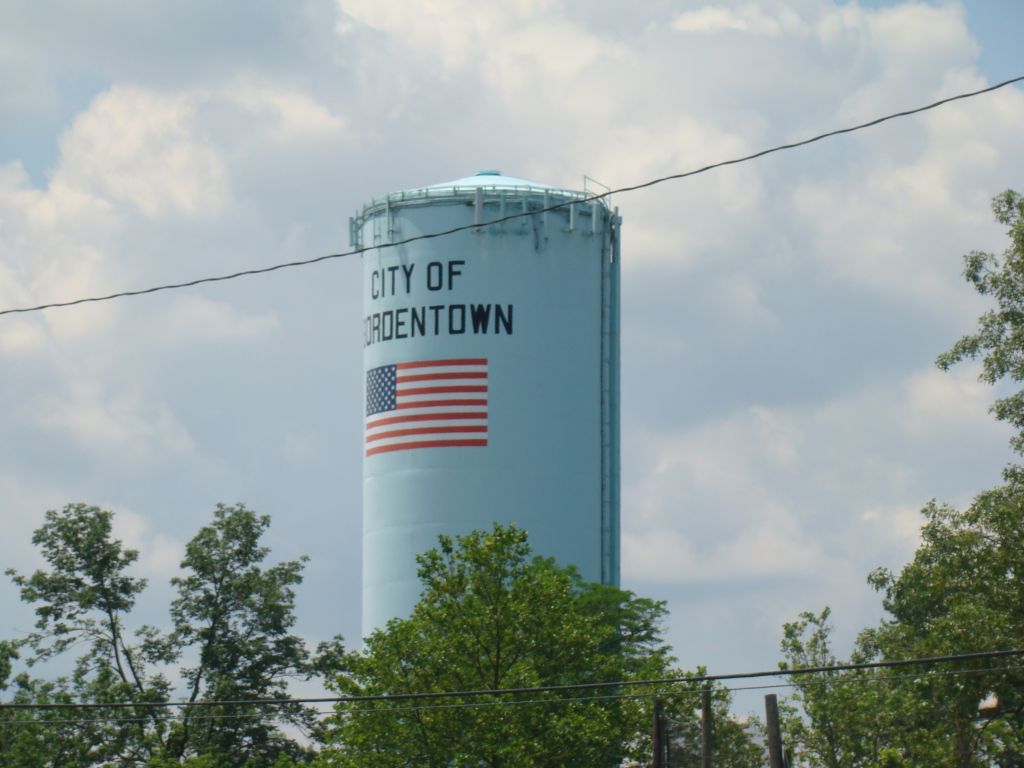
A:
3 502 323 767
0 673 99 767
5 503 174 764
316 524 760 768
780 190 1024 767
779 609 945 768
937 189 1024 453
781 486 1024 767
865 489 1024 766
164 503 317 766
656 678 766 768
0 640 14 690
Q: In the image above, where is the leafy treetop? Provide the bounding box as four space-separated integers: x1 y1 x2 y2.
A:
937 190 1024 453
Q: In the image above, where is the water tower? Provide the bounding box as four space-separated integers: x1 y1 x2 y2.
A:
352 170 621 633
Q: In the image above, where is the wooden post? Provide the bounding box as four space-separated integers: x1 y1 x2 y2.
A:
653 699 666 768
765 694 784 768
701 684 713 768
665 708 673 768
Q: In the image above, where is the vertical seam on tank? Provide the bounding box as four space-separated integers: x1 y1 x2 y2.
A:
610 213 621 587
600 208 611 586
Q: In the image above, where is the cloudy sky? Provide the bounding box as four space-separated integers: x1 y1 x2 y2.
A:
1 0 1023 710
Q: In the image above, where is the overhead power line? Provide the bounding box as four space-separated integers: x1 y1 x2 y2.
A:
2 659 1023 729
9 665 1024 728
0 74 1021 318
1 647 1021 713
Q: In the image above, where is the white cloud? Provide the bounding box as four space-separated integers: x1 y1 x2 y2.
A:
0 315 47 354
790 71 1024 312
57 86 229 219
339 0 556 74
588 117 763 270
820 2 976 68
155 295 279 345
898 365 998 439
623 360 1008 588
112 509 185 579
0 162 123 341
861 503 923 548
623 405 816 584
33 392 195 464
624 512 826 583
229 82 349 141
0 475 71 575
672 4 805 36
477 18 624 118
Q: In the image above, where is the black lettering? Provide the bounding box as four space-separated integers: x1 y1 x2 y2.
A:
387 265 399 295
427 262 443 290
429 304 444 333
365 301 513 344
449 304 466 334
371 269 380 299
470 304 491 333
401 263 415 293
495 304 513 334
411 307 426 337
447 259 464 290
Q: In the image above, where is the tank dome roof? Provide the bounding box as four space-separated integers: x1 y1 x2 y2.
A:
357 170 593 219
424 170 554 190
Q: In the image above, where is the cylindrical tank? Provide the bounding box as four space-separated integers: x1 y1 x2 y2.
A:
353 170 621 633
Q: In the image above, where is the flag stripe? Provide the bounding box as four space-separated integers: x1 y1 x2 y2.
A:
396 371 487 383
366 425 488 443
366 438 488 456
396 358 486 369
399 385 487 395
395 399 487 409
367 411 488 429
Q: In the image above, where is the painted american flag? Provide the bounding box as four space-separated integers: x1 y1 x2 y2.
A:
365 358 488 456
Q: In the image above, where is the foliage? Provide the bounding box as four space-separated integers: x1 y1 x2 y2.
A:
657 679 766 768
164 503 317 766
779 609 927 768
0 673 115 768
867 488 1024 766
0 639 15 690
937 189 1024 452
780 191 1024 767
316 523 761 768
5 503 174 763
3 502 321 767
781 485 1024 767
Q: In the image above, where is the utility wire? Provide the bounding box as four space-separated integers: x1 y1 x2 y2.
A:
4 663 1023 728
0 74 1021 318
2 692 656 728
2 647 1021 713
724 663 1024 694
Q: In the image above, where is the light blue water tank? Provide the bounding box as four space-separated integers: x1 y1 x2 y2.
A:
353 171 621 634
